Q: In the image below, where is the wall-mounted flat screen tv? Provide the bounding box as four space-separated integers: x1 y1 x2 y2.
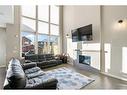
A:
71 24 93 42
71 29 79 42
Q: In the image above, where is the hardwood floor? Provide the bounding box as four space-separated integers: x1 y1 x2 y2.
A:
0 64 127 89
0 67 6 89
43 64 127 89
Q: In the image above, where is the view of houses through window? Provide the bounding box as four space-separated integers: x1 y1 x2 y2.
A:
21 6 60 56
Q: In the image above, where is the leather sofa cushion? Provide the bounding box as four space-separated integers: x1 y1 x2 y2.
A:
22 62 37 70
36 61 48 67
38 59 46 62
25 75 56 88
45 58 53 60
45 54 54 60
26 77 43 88
7 58 26 89
25 67 41 74
56 60 62 64
26 70 45 79
38 55 46 62
49 59 58 63
25 54 38 62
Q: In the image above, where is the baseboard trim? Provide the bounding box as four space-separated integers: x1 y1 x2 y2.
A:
0 65 6 68
101 72 127 82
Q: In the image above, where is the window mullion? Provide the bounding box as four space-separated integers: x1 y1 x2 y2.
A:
35 5 38 54
49 6 51 36
48 5 51 53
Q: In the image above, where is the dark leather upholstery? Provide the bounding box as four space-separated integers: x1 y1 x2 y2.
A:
25 54 62 69
26 78 58 89
4 58 58 89
24 67 41 74
5 58 26 89
25 54 38 62
38 55 46 62
22 62 37 70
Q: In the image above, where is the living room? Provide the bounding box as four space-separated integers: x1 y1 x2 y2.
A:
1 4 127 90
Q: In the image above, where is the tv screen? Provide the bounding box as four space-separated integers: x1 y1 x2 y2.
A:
71 29 79 42
72 24 92 42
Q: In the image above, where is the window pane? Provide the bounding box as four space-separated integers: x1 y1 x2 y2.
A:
22 6 36 18
50 6 59 24
50 24 59 35
38 6 49 22
22 17 36 32
50 36 59 54
21 32 35 56
38 34 49 54
38 21 49 34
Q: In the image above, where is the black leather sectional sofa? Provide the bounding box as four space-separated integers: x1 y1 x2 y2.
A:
4 58 58 89
25 54 63 69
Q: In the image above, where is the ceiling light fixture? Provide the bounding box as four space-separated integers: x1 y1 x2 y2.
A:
118 20 123 23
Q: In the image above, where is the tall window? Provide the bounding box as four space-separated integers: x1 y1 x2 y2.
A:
21 6 60 56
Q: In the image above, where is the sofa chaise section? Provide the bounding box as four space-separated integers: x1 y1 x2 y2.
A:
3 58 58 89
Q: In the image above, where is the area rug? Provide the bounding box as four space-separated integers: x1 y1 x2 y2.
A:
45 67 95 89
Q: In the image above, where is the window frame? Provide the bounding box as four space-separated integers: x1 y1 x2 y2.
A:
21 5 60 55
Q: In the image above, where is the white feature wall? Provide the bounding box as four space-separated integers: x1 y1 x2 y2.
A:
63 6 101 70
102 6 127 80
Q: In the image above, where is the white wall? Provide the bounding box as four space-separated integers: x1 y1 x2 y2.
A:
63 6 101 69
0 6 14 27
63 5 127 80
102 6 127 80
0 28 6 67
6 6 21 63
63 6 101 51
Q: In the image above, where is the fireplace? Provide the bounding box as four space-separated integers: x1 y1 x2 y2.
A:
79 55 91 65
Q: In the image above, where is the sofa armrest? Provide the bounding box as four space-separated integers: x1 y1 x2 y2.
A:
42 78 58 89
22 62 37 70
26 78 58 89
